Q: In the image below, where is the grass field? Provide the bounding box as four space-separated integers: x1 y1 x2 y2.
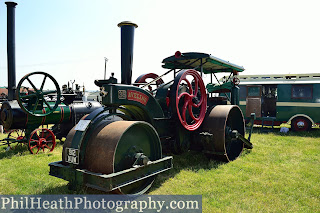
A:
0 128 319 212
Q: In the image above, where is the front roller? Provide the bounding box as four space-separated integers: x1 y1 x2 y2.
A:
49 120 172 195
83 121 162 194
200 105 249 162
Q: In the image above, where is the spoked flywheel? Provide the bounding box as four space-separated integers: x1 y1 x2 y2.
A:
28 128 56 154
16 71 61 117
171 69 207 131
201 105 245 162
81 120 162 194
134 73 164 92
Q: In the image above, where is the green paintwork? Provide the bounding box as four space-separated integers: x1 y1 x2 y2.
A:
16 71 61 117
162 52 244 73
101 84 164 121
32 104 70 124
276 106 320 123
206 82 233 93
239 83 320 124
49 156 172 192
275 84 320 123
24 104 71 128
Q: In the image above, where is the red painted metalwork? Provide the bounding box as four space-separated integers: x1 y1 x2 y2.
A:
28 128 56 154
175 51 182 58
292 117 311 131
233 77 240 85
7 129 25 149
254 120 282 126
134 73 164 92
175 69 207 131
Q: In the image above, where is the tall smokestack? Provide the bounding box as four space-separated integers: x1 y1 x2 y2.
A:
6 1 18 101
117 21 138 85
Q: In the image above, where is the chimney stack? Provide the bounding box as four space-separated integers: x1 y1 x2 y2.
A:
117 21 138 85
5 1 18 101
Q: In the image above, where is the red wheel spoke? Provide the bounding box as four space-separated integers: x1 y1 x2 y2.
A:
44 145 51 149
178 92 191 100
181 78 193 95
36 147 40 154
181 99 190 124
45 134 51 140
31 145 38 149
188 104 199 122
191 95 204 108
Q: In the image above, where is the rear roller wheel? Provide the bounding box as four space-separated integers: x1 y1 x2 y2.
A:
201 105 245 162
81 121 162 194
28 128 56 154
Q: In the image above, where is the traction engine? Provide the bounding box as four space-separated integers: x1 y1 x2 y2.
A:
0 72 102 154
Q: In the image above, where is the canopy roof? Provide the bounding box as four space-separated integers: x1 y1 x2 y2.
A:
162 52 245 74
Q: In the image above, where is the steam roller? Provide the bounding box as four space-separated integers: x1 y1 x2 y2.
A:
49 21 254 194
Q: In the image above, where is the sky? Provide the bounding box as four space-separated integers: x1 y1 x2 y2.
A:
0 0 319 91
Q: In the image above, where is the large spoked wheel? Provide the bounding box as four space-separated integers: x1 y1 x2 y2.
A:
82 121 162 194
134 73 164 92
171 69 207 131
16 72 61 117
291 117 311 132
6 129 26 150
28 128 56 154
201 105 245 162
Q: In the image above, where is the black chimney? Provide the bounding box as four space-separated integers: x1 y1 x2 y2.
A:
5 1 18 101
117 21 138 85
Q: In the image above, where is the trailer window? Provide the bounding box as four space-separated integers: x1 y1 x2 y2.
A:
292 85 312 99
247 86 261 97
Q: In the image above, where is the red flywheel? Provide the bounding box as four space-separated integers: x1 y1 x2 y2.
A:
171 69 207 131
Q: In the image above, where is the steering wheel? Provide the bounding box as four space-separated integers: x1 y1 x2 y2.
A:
135 73 164 92
16 71 61 117
232 77 240 86
171 69 207 131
